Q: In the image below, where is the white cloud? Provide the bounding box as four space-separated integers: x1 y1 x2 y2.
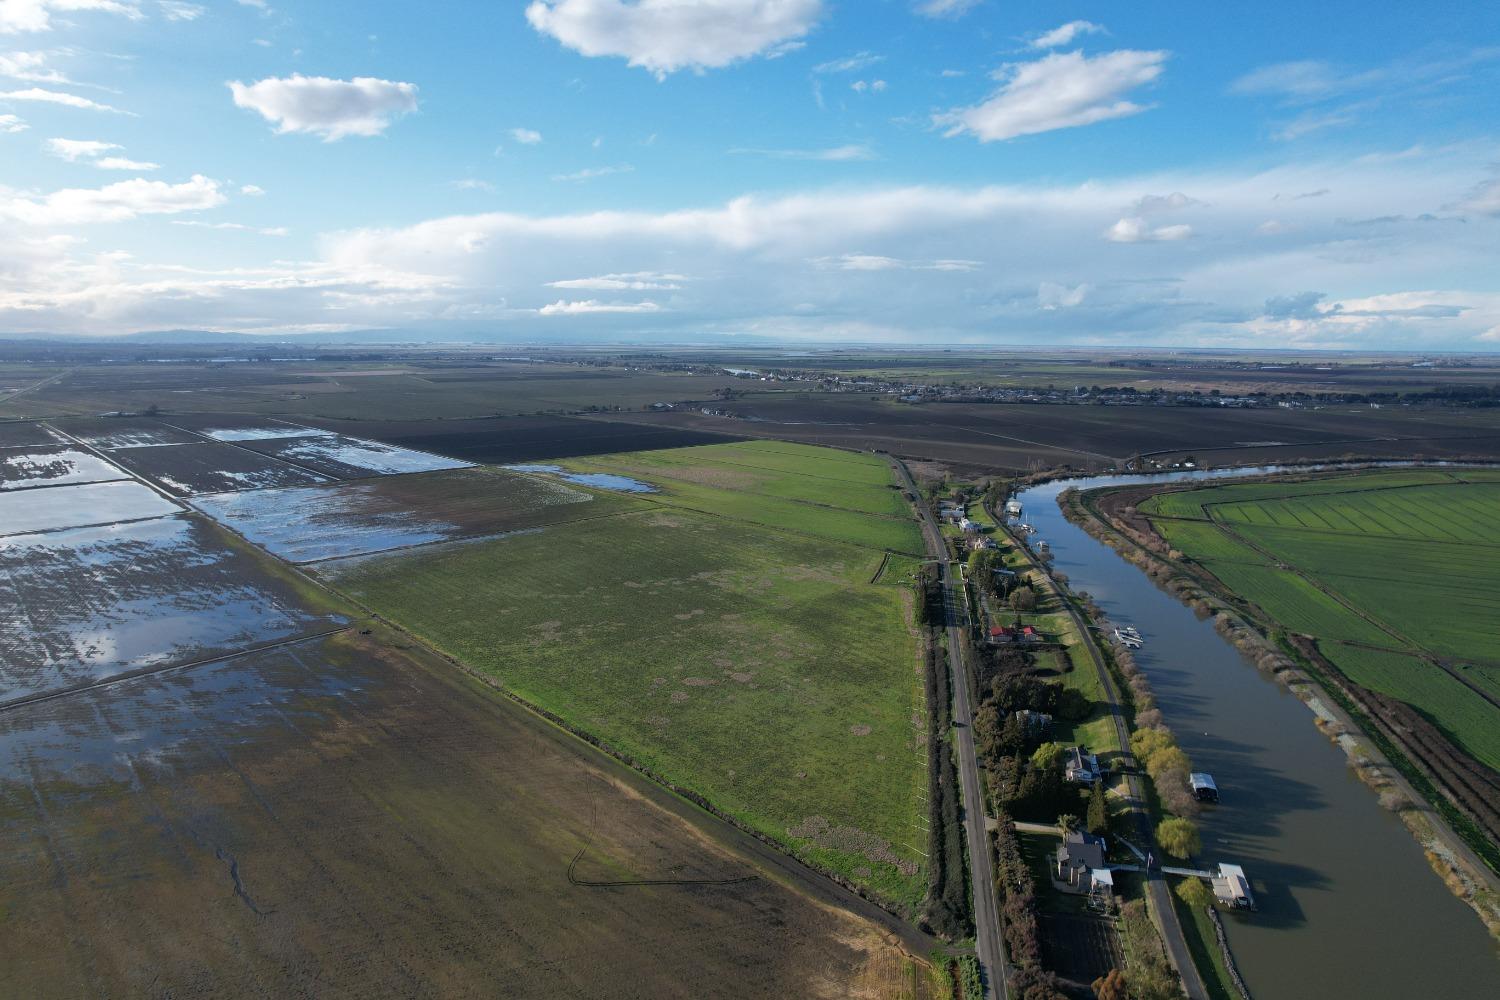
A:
524 0 823 78
45 137 157 169
0 86 126 112
1455 177 1500 217
1231 60 1343 100
239 183 264 196
552 163 632 182
1030 20 1105 49
0 111 24 130
850 78 885 93
538 298 661 315
451 178 495 192
813 50 881 74
1038 281 1089 309
157 1 202 20
172 219 287 235
914 0 981 17
547 271 685 290
510 126 542 144
1132 191 1202 214
1104 216 1192 242
936 49 1167 142
730 143 874 161
813 253 981 272
0 49 70 83
228 74 418 140
0 1 142 35
0 174 223 224
95 155 157 170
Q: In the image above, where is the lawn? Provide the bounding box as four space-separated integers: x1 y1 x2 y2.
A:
322 441 930 908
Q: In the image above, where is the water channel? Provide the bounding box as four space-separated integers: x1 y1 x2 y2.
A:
1014 466 1498 999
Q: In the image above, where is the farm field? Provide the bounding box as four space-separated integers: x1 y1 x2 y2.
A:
560 441 925 555
0 446 130 490
1140 468 1500 771
108 441 332 495
0 479 180 536
0 514 350 704
0 626 933 999
192 467 646 562
234 432 473 478
323 442 931 908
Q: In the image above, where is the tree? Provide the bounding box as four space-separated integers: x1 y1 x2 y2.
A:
1156 817 1202 859
1175 877 1215 910
1057 812 1081 833
1010 586 1037 612
1086 780 1109 836
1092 968 1128 1000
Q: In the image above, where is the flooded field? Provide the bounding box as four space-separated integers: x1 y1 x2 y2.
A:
239 432 473 478
109 441 331 496
0 627 931 998
507 463 657 492
0 515 349 704
191 467 633 562
47 417 203 450
156 414 333 441
0 421 64 448
0 446 130 491
0 480 181 536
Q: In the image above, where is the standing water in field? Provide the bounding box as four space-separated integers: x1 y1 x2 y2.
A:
1016 468 1498 998
505 464 657 493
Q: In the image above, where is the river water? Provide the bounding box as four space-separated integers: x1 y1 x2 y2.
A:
1015 467 1498 999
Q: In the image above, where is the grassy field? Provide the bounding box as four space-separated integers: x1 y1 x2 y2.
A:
1143 469 1500 771
562 440 925 555
323 442 930 908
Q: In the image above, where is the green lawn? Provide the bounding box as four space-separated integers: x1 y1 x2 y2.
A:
322 442 930 908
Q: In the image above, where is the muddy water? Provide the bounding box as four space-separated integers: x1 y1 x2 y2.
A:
1016 468 1498 998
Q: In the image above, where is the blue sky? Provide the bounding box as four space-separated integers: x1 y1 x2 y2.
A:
1 0 1498 348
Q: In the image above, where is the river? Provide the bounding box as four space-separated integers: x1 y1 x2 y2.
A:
1014 467 1498 999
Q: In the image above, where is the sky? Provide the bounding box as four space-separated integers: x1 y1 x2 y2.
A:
1 0 1499 350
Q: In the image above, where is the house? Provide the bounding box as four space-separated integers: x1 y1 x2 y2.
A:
1065 746 1100 783
1190 772 1220 804
1019 625 1042 644
1014 709 1052 738
1212 863 1255 909
959 518 980 534
967 536 996 552
1055 829 1108 891
1005 500 1024 518
988 625 1015 644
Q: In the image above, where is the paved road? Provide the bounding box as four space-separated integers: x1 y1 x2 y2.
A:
994 499 1208 1000
893 460 1009 1000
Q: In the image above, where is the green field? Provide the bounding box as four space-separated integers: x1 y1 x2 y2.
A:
322 442 929 907
1143 469 1500 770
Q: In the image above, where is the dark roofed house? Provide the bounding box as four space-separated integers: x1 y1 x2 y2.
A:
1056 830 1108 892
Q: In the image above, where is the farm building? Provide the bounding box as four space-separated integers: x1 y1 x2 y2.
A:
1190 773 1220 803
1066 746 1101 784
1212 863 1255 909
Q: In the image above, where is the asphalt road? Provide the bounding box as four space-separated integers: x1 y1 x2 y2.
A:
894 460 1009 1000
995 499 1208 1000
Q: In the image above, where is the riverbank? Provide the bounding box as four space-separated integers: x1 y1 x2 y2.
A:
1059 477 1500 944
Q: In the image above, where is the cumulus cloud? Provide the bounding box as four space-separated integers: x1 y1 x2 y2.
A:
936 49 1167 142
0 86 126 112
510 126 542 144
914 0 981 18
524 0 823 78
1030 20 1105 49
0 1 142 35
1104 216 1192 242
45 138 159 169
537 298 661 315
228 74 418 140
0 111 25 131
0 174 223 224
239 183 264 196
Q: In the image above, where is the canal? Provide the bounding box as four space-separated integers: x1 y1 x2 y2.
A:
1015 468 1498 999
